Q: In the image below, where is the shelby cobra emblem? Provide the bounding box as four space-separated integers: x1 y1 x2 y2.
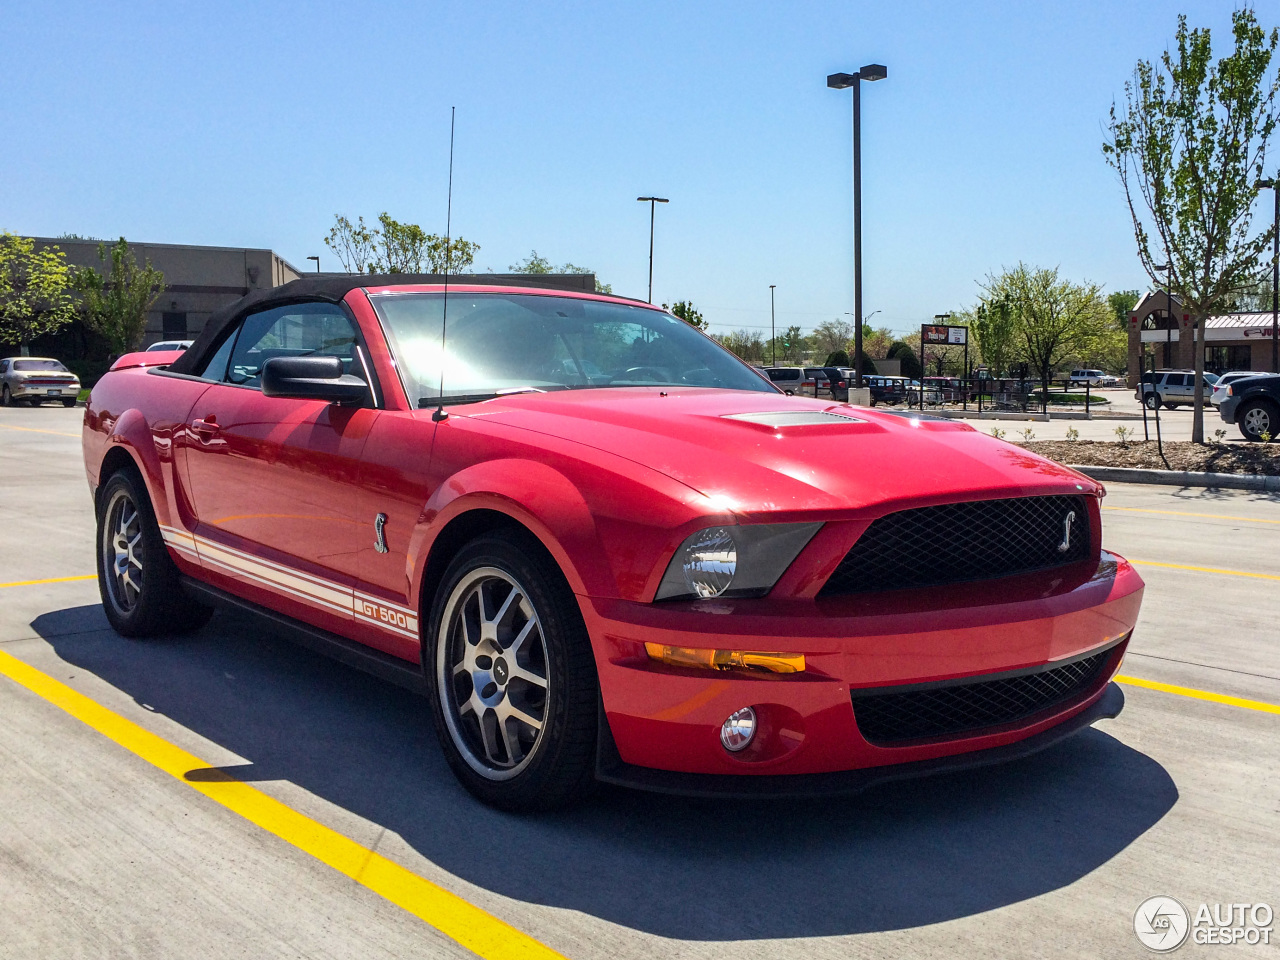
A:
1057 510 1076 554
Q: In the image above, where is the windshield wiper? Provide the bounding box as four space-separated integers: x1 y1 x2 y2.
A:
417 386 552 408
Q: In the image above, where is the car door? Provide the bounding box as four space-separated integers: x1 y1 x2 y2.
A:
182 301 380 634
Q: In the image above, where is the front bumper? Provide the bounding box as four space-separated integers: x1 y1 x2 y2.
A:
584 552 1142 782
1220 395 1240 422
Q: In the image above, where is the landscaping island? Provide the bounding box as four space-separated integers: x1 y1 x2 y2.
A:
1019 440 1280 477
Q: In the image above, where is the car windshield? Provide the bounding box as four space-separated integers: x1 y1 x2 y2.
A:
13 360 67 372
369 292 778 404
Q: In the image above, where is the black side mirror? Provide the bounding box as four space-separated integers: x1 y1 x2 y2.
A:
261 355 368 404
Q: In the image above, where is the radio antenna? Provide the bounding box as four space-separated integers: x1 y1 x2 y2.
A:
432 106 456 422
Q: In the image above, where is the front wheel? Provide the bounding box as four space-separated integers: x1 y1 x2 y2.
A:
426 531 598 811
1239 399 1280 442
1164 403 1180 410
62 398 77 407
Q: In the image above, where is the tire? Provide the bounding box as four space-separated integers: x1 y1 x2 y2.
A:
1144 393 1161 410
1164 403 1179 410
62 398 77 407
0 385 10 407
1239 399 1280 442
425 530 598 811
96 467 213 637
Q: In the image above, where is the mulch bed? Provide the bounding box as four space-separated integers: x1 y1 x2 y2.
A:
1018 440 1280 476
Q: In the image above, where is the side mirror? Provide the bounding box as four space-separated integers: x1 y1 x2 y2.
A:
261 355 368 404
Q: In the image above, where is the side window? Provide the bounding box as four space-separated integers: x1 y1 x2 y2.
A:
197 331 237 381
224 303 360 390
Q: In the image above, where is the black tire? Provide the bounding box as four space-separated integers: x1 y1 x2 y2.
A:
1238 399 1280 442
96 467 213 638
62 398 77 407
1144 393 1161 410
425 530 598 811
0 385 10 407
1164 403 1179 410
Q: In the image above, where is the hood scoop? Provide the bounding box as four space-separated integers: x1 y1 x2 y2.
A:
722 411 863 427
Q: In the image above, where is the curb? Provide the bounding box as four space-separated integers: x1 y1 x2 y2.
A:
930 409 1134 422
1068 464 1280 492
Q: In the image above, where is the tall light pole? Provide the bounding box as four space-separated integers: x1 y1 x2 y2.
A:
828 63 887 395
770 285 777 365
637 196 669 303
1256 178 1280 373
306 255 320 273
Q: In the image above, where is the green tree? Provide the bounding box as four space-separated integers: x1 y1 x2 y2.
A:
324 215 379 273
811 318 854 358
715 329 766 363
983 264 1113 395
73 239 166 354
886 341 923 380
824 349 850 367
1104 10 1280 441
667 300 707 330
0 233 78 349
970 297 1021 376
509 249 610 293
325 213 478 274
1107 289 1141 327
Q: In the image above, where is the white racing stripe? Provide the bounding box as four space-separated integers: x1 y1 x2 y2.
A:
157 524 419 641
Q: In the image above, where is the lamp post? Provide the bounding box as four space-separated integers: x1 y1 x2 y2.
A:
636 196 669 303
770 285 777 365
1256 179 1280 373
306 255 320 273
828 63 887 396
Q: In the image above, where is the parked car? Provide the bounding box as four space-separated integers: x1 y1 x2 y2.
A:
83 277 1142 810
1068 369 1119 387
762 366 803 395
1135 369 1220 410
821 366 850 402
862 374 912 406
1209 370 1262 407
1219 373 1280 441
0 357 81 407
146 339 195 352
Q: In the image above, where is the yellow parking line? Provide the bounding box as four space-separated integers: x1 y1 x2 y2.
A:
0 574 96 589
1129 559 1280 582
1117 675 1280 716
1105 506 1280 525
0 649 565 960
0 422 80 438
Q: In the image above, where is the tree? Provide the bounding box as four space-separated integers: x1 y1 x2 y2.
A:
667 300 707 330
715 329 766 363
1104 10 1280 441
971 297 1021 376
73 239 166 354
1107 289 1142 327
0 233 78 349
824 349 850 367
811 318 854 358
325 215 379 273
983 264 1112 395
886 341 923 380
325 213 479 274
861 324 895 360
509 249 611 293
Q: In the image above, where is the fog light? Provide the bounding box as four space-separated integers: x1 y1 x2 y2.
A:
720 706 757 752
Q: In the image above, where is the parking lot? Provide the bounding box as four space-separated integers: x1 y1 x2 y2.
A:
1 404 1277 959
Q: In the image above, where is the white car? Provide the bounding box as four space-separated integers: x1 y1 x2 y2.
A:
146 339 194 352
1210 370 1264 406
1069 369 1119 387
0 357 81 407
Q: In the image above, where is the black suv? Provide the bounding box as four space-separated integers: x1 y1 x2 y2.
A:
1219 373 1280 441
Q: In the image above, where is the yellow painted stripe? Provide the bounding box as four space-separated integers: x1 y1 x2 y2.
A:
0 574 96 589
1105 506 1280 525
0 422 80 438
0 649 565 960
1129 559 1280 582
1117 674 1280 716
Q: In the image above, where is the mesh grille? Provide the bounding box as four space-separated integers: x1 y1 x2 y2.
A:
851 649 1112 745
821 495 1091 596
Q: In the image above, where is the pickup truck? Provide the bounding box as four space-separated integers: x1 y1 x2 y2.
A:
1219 373 1280 441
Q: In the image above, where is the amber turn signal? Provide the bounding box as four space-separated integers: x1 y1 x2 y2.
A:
644 642 805 674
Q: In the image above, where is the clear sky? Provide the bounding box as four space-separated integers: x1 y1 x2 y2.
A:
1 1 1271 337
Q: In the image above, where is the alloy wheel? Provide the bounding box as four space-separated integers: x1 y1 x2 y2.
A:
101 489 144 615
1243 405 1272 438
437 567 551 780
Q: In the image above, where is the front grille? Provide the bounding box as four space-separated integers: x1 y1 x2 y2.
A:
820 495 1091 596
851 648 1113 745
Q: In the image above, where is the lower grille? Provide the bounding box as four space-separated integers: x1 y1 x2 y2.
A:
851 648 1113 745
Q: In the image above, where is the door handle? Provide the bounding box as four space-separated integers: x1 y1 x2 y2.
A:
191 418 219 439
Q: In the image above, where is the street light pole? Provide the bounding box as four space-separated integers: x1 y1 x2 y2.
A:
770 285 777 365
828 63 886 395
306 255 320 273
637 196 669 303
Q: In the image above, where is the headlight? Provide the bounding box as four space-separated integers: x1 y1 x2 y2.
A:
654 522 823 601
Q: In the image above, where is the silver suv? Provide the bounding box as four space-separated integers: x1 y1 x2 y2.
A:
1135 369 1220 410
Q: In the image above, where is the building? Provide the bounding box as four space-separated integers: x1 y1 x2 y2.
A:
1127 290 1279 382
31 238 304 347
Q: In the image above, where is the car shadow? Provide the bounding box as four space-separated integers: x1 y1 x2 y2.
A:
32 604 1178 941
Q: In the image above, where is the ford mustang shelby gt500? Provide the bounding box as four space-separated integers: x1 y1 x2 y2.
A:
83 277 1143 810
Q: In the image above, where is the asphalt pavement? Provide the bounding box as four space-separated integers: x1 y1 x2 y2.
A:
0 405 1276 959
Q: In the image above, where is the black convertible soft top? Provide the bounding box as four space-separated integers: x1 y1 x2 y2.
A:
166 272 601 376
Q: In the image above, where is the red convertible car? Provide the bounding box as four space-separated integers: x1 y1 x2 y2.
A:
83 277 1144 810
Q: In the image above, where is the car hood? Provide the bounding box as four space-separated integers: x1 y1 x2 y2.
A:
456 388 1098 519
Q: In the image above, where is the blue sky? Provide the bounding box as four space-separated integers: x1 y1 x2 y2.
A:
0 1 1270 336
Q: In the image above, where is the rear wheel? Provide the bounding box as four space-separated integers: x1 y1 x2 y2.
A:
1239 399 1279 442
1144 393 1161 410
96 468 213 637
426 531 598 811
62 398 77 407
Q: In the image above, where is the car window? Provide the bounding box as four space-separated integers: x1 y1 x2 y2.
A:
219 303 361 389
13 359 67 372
